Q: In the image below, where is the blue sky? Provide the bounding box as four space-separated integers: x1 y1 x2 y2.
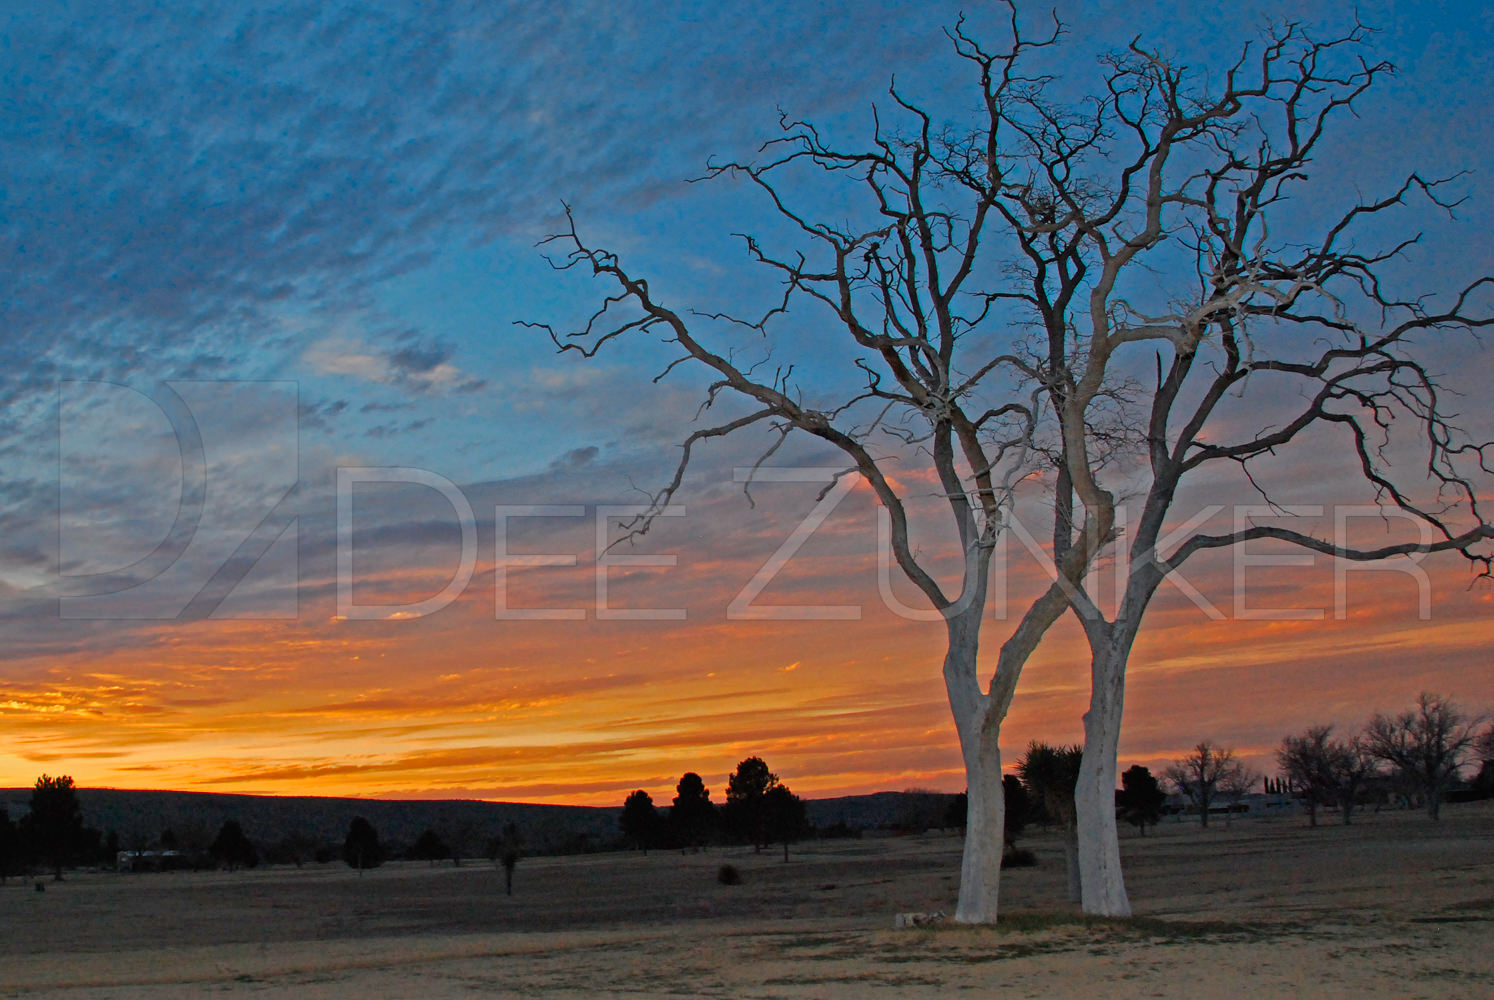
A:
2 1 1492 800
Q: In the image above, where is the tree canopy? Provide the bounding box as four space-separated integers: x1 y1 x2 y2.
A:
410 828 451 864
343 816 384 871
762 783 808 862
620 789 662 853
1118 765 1165 835
725 756 782 851
208 820 259 871
670 771 717 850
21 774 93 881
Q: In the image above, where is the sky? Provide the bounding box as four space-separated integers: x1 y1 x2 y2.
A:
2 0 1492 807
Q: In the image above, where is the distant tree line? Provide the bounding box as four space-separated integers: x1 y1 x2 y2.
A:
1276 692 1489 824
0 777 533 887
7 692 1484 883
617 757 809 862
1164 692 1490 827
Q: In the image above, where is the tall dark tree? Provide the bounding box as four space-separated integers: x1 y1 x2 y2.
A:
945 791 969 833
1002 775 1029 853
1118 765 1165 836
620 790 662 854
20 775 90 881
670 772 717 851
0 807 17 884
209 820 259 871
725 756 780 851
762 784 807 862
343 816 383 872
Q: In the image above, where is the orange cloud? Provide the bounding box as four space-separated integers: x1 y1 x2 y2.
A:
3 496 1489 807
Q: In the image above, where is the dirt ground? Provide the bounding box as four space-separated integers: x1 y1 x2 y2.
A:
2 801 1490 998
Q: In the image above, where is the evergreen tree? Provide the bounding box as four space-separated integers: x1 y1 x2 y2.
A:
409 828 450 865
669 772 716 851
1118 765 1166 835
619 790 661 853
724 756 779 851
762 784 807 862
209 820 259 871
21 775 90 881
343 816 384 872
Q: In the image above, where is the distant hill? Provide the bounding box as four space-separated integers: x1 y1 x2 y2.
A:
0 787 960 855
0 788 618 855
806 791 959 831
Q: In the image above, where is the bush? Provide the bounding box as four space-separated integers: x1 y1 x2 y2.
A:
1001 848 1037 869
815 821 861 840
717 863 742 885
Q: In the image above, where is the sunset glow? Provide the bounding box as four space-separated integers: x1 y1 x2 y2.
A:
3 0 1491 809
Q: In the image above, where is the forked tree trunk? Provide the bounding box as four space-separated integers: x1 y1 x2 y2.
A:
1076 627 1133 917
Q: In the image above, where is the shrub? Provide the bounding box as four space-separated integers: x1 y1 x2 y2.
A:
717 863 742 885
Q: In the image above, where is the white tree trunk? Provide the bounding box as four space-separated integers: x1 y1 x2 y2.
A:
944 605 1005 925
953 712 1004 924
1076 633 1132 916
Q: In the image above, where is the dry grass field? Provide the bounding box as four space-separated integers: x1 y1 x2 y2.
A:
2 801 1491 998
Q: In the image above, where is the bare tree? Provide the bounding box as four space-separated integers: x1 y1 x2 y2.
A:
529 7 1494 921
1166 742 1243 828
1277 725 1378 826
1217 763 1260 828
1363 693 1484 820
